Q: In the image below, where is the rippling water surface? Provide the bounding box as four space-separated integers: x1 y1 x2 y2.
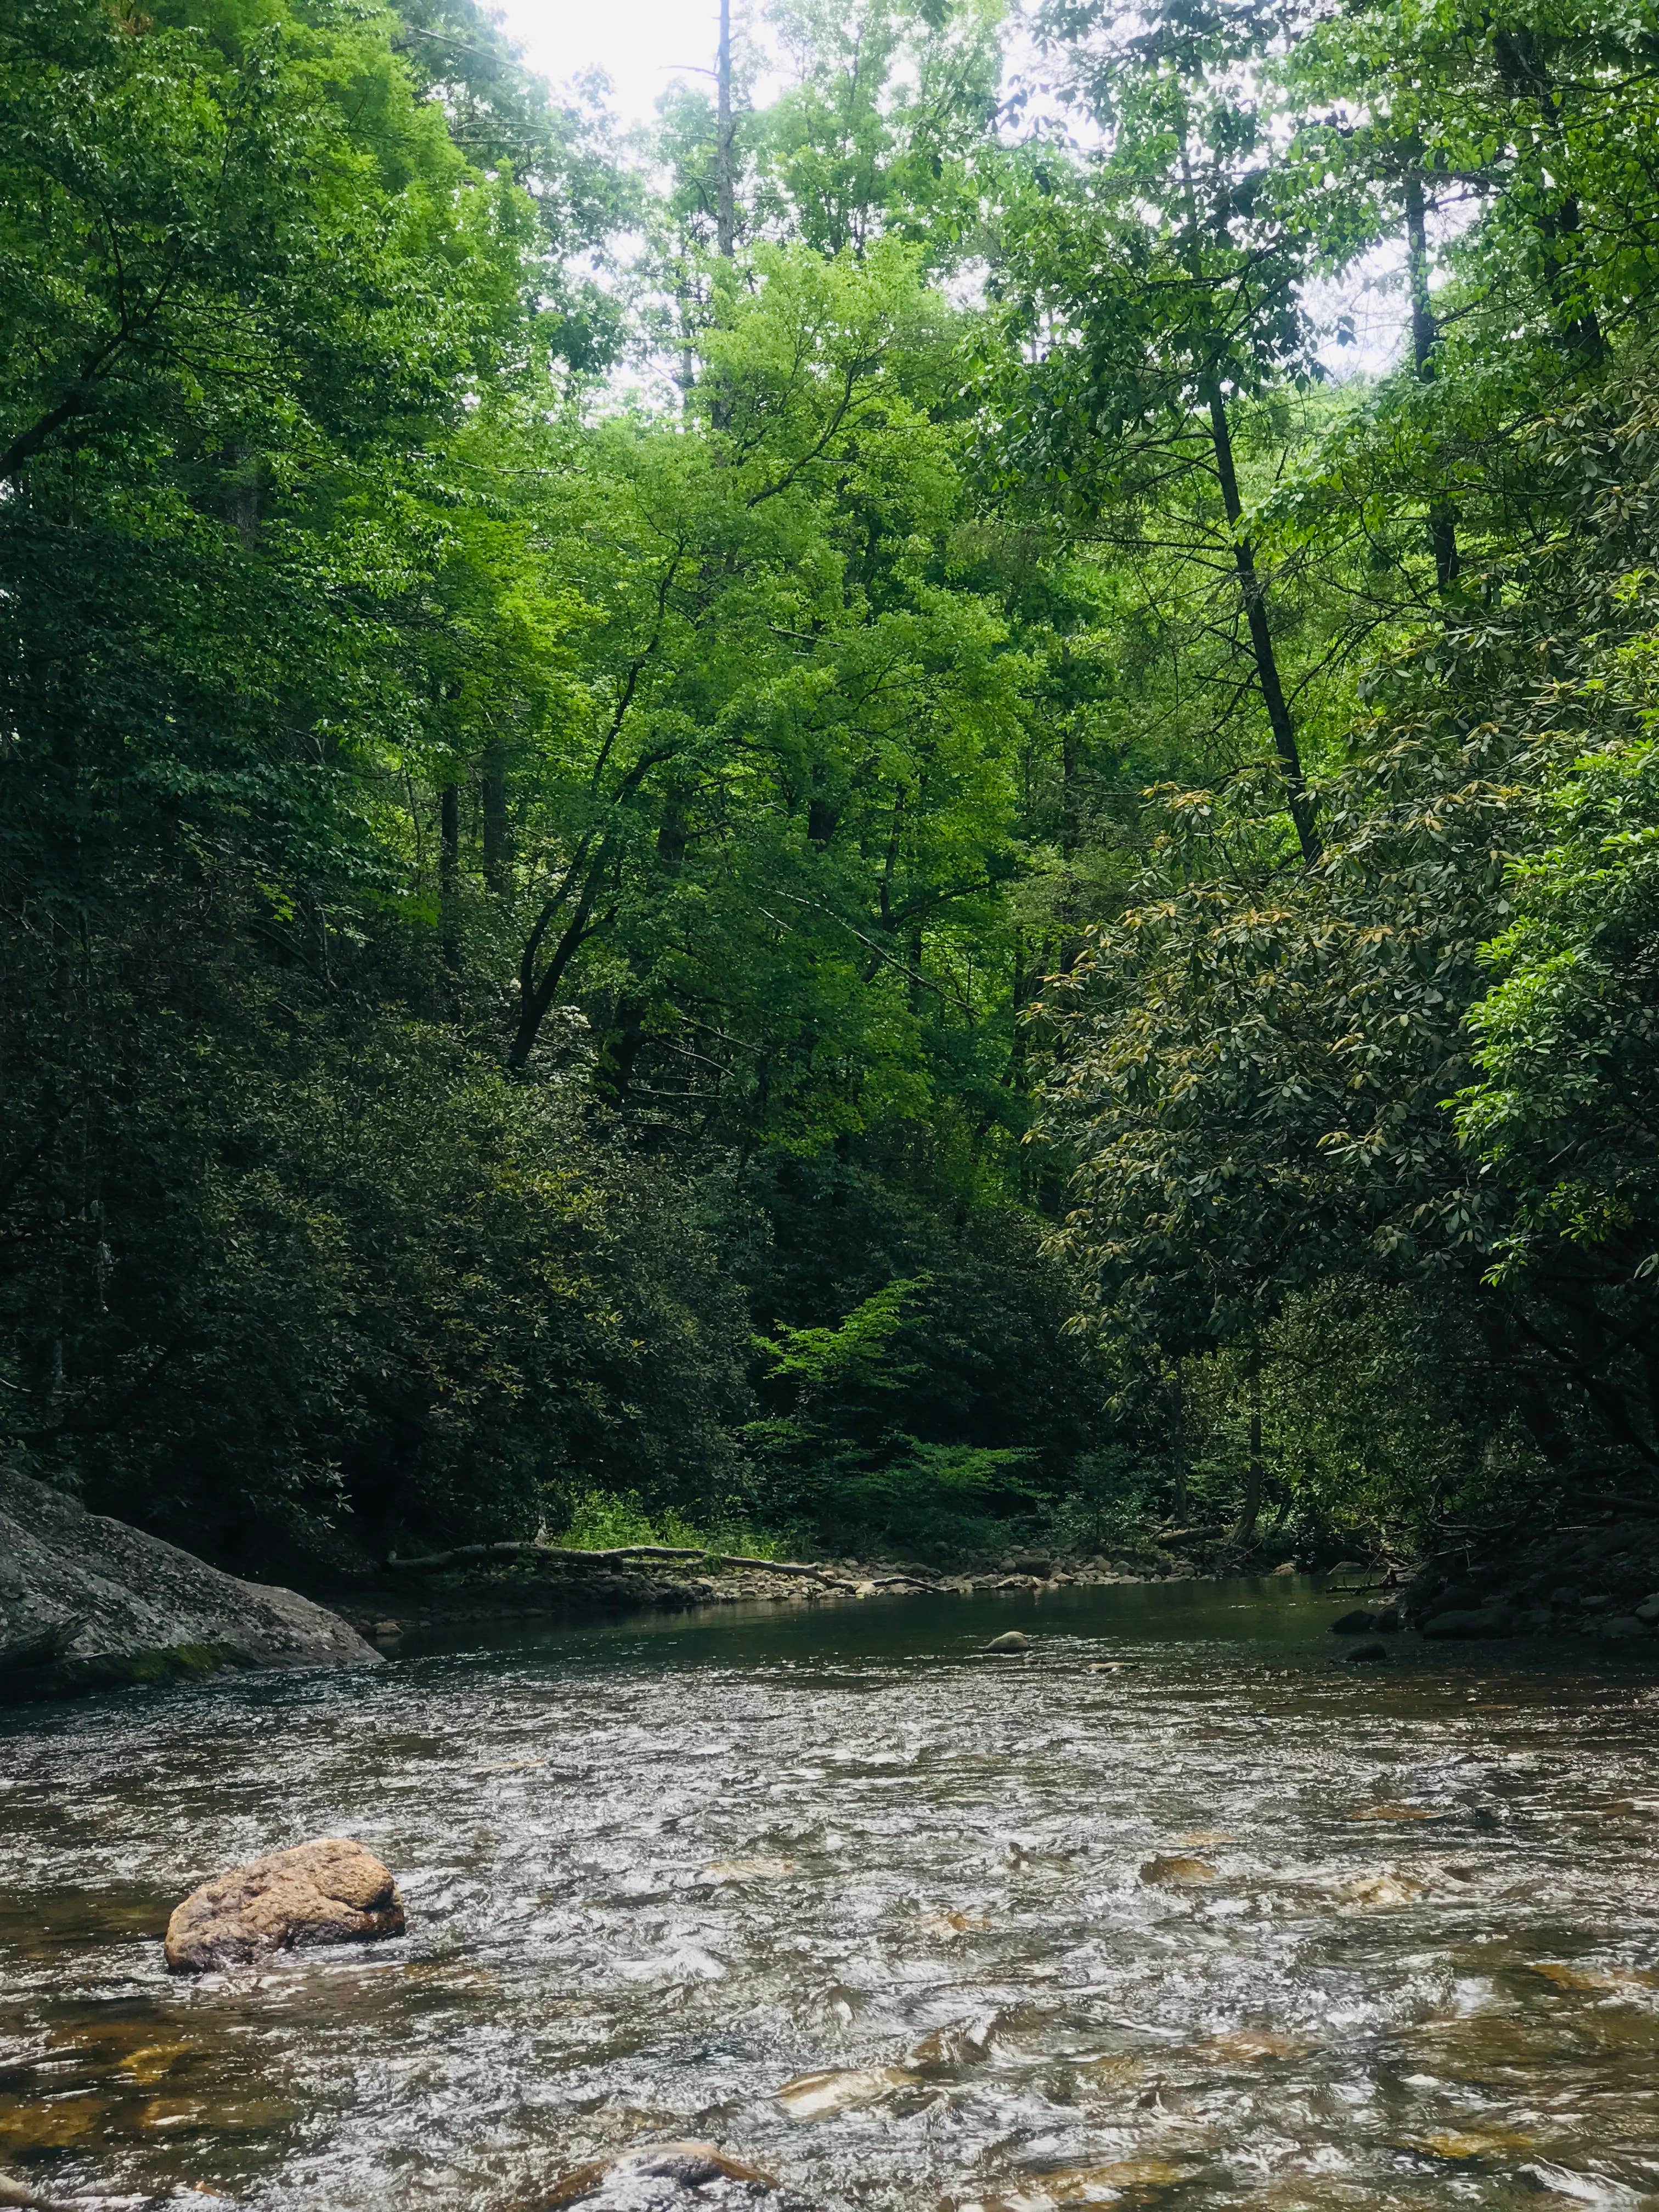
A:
6 1577 1659 2211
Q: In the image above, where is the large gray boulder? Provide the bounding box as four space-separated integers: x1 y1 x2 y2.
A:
0 1465 379 1700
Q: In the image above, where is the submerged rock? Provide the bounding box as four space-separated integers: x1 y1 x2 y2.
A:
1139 1854 1216 1887
539 2141 818 2210
906 2017 997 2072
0 2171 85 2210
775 2067 915 2119
1344 1641 1390 1664
0 1464 377 1701
164 1837 405 1973
1329 1609 1376 1634
1421 1607 1511 1639
917 1907 990 1939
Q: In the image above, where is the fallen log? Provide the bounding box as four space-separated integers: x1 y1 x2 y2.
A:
383 1539 953 1594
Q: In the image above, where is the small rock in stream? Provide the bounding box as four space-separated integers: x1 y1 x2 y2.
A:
984 1630 1030 1654
164 1837 405 1973
1344 1641 1390 1664
775 2067 916 2119
538 2140 818 2210
1329 1609 1376 1634
1139 1854 1216 1887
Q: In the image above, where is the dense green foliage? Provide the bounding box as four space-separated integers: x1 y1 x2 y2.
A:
1022 0 1659 1546
8 0 1659 1570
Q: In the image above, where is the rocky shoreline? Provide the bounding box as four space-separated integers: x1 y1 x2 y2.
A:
12 1457 1659 1703
1395 1506 1659 1645
329 1545 1218 1647
337 1511 1659 1660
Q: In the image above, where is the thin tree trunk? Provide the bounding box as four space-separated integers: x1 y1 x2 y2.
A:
1204 385 1321 864
439 782 460 975
482 749 511 894
715 0 736 262
594 997 646 1108
1403 170 1460 596
509 874 607 1071
705 0 737 438
1233 1362 1265 1547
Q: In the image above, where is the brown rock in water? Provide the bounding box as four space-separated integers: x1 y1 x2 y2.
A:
1140 1854 1216 1887
164 1837 404 1973
539 2141 817 2209
984 1630 1030 1654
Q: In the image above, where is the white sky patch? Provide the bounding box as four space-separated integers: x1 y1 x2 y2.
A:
497 0 1413 381
497 0 783 131
1307 249 1411 382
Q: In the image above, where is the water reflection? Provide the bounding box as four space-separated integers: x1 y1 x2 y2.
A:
3 1577 1659 2209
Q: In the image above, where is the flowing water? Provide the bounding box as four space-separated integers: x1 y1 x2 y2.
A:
5 1577 1659 2212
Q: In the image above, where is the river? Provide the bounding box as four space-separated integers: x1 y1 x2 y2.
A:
4 1576 1659 2210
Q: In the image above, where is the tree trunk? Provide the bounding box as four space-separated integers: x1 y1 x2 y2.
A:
508 869 608 1072
438 782 460 975
1233 1368 1264 1547
594 997 646 1109
715 0 736 262
482 749 511 895
1204 385 1320 865
1403 169 1460 596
